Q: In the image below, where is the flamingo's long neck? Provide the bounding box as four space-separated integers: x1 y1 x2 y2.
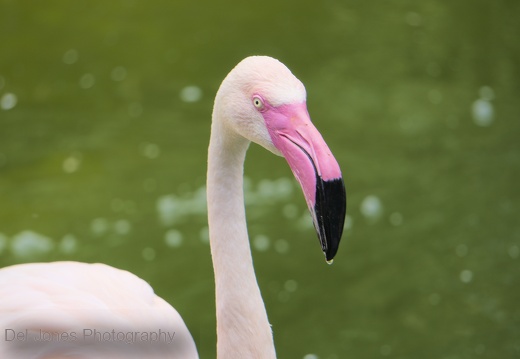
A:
207 113 276 358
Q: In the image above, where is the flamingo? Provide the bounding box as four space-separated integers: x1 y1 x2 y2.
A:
0 56 346 358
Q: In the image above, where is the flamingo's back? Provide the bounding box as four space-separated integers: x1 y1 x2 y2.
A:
0 261 198 358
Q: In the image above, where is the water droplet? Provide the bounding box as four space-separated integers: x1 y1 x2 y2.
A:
460 269 473 283
326 258 334 265
1 93 17 110
274 239 289 254
59 234 78 254
62 49 79 65
180 86 202 103
79 73 95 89
253 235 270 252
389 212 403 226
360 195 383 221
11 230 54 257
142 247 156 261
165 229 183 248
111 66 127 81
472 99 494 126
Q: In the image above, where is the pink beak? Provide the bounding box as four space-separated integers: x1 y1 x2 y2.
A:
262 102 346 262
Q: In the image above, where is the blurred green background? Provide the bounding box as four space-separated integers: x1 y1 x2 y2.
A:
1 0 519 358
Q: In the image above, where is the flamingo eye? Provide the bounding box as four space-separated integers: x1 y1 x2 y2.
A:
252 96 265 110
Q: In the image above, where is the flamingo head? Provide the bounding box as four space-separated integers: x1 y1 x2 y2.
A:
214 56 346 262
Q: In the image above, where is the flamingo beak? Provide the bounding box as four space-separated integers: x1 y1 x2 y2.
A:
263 102 347 262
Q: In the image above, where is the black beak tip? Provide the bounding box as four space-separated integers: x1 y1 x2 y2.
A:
325 248 338 263
314 177 347 263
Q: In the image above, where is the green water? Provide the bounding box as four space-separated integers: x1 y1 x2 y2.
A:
1 1 519 358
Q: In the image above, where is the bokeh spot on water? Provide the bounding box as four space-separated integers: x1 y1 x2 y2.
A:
303 354 319 359
63 153 82 173
297 212 314 230
405 12 422 26
62 49 79 65
114 219 132 235
111 66 127 81
284 279 298 292
479 86 495 100
140 142 161 159
389 212 403 226
253 234 270 252
428 293 441 306
157 186 207 226
460 269 473 283
508 245 519 259
199 226 209 244
282 203 299 219
79 73 95 89
342 215 353 231
128 102 143 117
11 230 54 257
274 239 289 254
91 218 110 236
472 99 494 127
180 86 202 103
165 229 183 248
472 85 495 127
360 195 383 222
1 93 17 110
142 247 156 261
380 344 392 356
59 234 78 254
156 178 297 226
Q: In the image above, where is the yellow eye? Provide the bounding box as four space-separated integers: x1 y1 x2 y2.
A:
252 96 264 110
